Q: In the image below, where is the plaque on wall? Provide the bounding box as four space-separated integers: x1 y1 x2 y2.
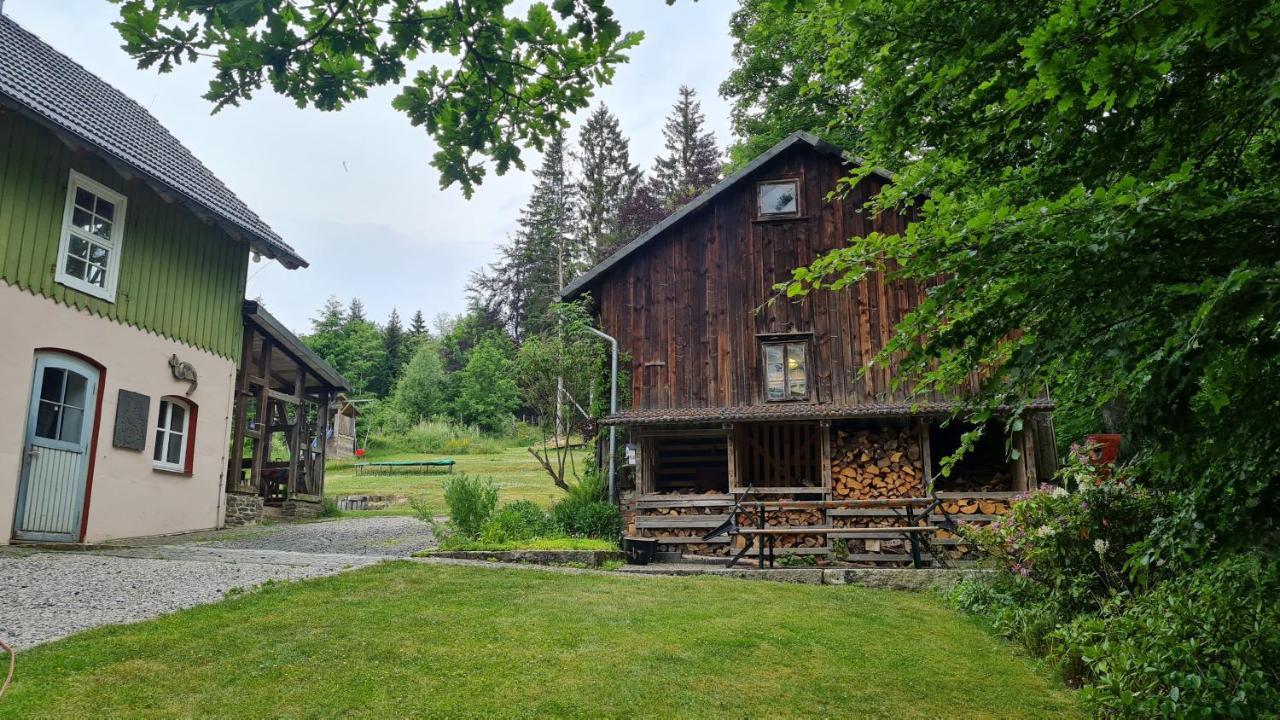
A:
113 389 151 451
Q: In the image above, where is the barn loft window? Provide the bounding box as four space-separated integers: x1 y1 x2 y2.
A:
154 397 194 474
762 340 810 401
756 178 801 218
56 171 126 302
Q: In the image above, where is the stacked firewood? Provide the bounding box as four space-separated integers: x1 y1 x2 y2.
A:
733 508 825 549
938 498 1010 516
831 515 915 555
830 428 925 499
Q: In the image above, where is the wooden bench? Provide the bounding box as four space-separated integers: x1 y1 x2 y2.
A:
730 526 939 568
354 459 455 475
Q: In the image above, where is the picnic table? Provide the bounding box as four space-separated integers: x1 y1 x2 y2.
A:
354 459 456 475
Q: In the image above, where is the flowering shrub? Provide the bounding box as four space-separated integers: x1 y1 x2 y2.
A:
959 452 1162 616
953 449 1280 717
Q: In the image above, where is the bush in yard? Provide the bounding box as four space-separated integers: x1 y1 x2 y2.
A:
564 467 607 504
481 500 553 544
1055 553 1280 718
953 452 1280 717
551 498 621 540
425 473 498 540
959 454 1164 622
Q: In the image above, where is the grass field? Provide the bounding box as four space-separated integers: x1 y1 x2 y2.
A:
0 563 1079 719
324 446 585 510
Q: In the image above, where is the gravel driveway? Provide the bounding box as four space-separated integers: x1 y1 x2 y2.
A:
0 516 437 649
198 516 437 556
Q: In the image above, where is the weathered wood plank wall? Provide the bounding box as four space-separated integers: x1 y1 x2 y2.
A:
591 145 980 411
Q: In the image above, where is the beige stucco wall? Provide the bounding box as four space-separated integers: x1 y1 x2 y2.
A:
0 281 236 544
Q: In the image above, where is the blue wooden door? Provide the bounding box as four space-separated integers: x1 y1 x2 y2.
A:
13 353 99 542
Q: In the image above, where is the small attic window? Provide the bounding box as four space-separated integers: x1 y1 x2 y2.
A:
757 178 801 218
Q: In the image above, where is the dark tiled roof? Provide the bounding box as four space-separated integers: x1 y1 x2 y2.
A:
602 398 1055 426
0 15 306 269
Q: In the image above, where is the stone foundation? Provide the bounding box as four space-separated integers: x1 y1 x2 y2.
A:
280 499 323 519
224 493 263 526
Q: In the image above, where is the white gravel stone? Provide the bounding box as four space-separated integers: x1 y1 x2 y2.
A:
0 551 358 649
0 517 437 649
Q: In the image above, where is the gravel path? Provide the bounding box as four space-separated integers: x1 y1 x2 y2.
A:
198 516 437 556
1 517 437 649
0 549 373 649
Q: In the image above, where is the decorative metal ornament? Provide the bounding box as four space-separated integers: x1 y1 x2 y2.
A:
168 354 198 395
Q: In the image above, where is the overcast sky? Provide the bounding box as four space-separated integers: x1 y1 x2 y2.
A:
5 1 737 334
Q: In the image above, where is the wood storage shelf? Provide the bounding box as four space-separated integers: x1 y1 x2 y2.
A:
830 427 926 499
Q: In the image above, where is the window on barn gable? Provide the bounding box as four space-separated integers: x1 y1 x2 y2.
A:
154 397 195 474
56 171 126 302
761 340 810 401
756 178 801 218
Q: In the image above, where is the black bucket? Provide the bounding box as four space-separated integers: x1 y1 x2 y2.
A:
622 536 659 565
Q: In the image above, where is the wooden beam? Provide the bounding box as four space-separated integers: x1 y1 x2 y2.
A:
286 368 304 496
250 335 272 494
266 388 302 405
227 324 254 492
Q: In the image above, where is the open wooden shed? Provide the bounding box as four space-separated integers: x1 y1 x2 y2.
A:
224 301 350 524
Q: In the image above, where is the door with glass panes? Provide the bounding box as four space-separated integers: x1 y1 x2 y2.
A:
13 353 99 542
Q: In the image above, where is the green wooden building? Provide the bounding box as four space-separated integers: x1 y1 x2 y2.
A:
0 14 346 544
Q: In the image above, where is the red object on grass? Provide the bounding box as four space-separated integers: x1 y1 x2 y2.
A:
355 448 366 458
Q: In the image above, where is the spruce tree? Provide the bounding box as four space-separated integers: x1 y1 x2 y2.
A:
377 308 407 396
651 86 722 210
574 103 642 260
408 310 428 339
508 132 576 336
312 296 347 335
347 297 367 324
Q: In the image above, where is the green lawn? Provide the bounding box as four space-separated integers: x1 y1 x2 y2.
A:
1 563 1078 719
325 446 585 509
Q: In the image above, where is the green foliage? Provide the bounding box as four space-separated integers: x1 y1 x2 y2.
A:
365 418 527 456
303 295 387 398
953 452 1280 716
320 496 341 518
650 86 722 209
773 0 1280 564
450 335 520 433
393 341 447 423
776 554 818 568
430 473 499 541
959 455 1164 616
563 468 607 505
113 0 642 197
1059 554 1280 718
550 498 621 539
479 500 554 544
720 0 860 168
574 104 643 260
424 536 618 553
513 301 606 491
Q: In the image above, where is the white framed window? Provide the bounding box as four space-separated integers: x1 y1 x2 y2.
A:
762 339 810 402
56 171 126 302
153 398 191 473
756 178 801 218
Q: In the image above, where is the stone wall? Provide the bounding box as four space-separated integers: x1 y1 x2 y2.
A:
224 492 263 526
280 499 323 519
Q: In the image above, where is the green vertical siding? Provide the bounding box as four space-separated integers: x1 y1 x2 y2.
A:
0 112 248 359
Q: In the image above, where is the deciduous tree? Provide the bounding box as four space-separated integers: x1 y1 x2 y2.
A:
113 0 642 196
